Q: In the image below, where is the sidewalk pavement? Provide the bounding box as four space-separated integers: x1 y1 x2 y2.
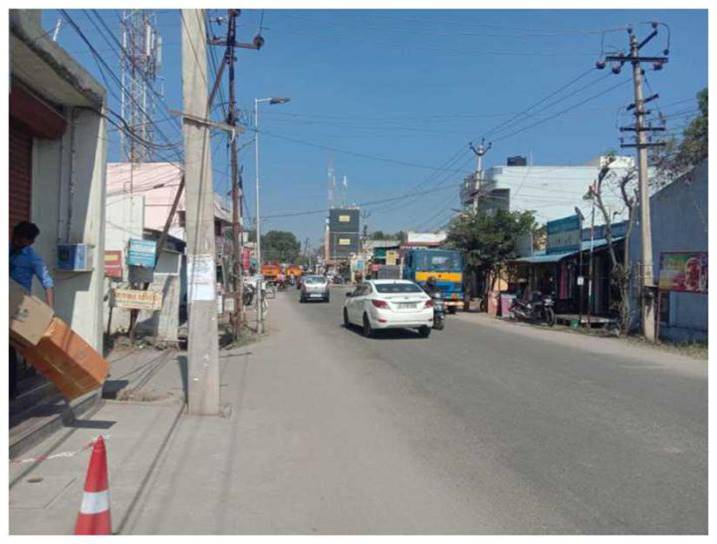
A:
9 297 268 536
8 345 188 535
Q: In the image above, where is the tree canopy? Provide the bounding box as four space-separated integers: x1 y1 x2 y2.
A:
261 230 301 263
368 230 405 241
654 87 708 179
446 209 537 292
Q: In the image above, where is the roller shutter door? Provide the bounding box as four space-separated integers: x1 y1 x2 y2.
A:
9 120 33 234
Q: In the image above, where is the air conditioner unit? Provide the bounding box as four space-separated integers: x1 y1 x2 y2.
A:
57 244 94 272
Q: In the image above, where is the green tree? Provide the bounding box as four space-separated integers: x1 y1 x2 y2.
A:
261 230 301 263
446 209 537 297
368 230 405 241
654 88 708 181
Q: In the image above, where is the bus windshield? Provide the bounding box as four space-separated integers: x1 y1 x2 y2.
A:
416 251 462 271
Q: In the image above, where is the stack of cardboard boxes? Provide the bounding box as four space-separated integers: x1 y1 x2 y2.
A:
9 281 109 400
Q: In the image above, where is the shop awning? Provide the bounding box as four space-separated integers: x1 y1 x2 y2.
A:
513 237 625 264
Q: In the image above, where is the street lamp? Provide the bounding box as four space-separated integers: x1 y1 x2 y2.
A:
254 96 290 334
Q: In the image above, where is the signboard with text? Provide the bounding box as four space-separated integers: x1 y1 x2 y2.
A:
104 250 123 279
546 215 581 255
658 252 708 293
113 289 163 311
127 239 157 268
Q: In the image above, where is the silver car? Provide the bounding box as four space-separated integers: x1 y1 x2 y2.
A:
300 275 330 303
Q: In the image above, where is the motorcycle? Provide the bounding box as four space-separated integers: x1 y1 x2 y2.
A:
242 283 256 306
431 291 446 330
510 291 556 327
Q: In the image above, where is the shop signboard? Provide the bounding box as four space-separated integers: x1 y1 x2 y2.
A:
546 215 581 255
113 289 163 311
658 252 708 293
386 250 399 266
127 239 157 268
104 250 123 279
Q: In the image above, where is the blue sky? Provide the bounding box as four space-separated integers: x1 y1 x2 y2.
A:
42 9 707 248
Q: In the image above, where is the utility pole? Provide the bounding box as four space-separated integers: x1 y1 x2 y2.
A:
469 138 491 213
225 10 243 338
599 23 668 342
182 9 220 415
209 9 264 337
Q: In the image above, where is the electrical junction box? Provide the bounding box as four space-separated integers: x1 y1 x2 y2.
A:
57 244 94 272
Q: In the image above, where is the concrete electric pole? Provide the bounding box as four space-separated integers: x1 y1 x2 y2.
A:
600 23 669 342
469 138 491 212
181 9 220 414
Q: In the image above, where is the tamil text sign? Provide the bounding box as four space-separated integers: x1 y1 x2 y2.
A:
113 289 163 311
659 252 708 293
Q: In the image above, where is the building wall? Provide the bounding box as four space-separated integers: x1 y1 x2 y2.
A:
31 107 108 351
106 162 232 242
629 160 708 341
481 158 636 225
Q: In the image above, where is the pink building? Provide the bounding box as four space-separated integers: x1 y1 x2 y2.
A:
106 162 232 244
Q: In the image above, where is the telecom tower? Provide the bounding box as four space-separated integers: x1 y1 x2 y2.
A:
120 10 163 163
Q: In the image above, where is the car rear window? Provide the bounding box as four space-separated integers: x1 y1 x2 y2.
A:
303 276 325 284
374 283 423 294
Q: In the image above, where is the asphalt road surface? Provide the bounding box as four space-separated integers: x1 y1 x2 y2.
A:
130 287 707 534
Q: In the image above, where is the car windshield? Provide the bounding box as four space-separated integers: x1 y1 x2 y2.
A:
374 283 423 294
303 276 326 284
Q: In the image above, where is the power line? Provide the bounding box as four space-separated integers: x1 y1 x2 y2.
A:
492 77 632 143
262 184 459 220
480 67 597 140
251 127 469 173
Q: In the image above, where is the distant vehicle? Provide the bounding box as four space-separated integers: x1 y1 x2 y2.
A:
343 279 433 338
402 248 464 314
300 275 330 303
286 264 303 280
261 262 281 283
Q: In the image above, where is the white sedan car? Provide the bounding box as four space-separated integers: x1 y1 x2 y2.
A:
343 279 434 338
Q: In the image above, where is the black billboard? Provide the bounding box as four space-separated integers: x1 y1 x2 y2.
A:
328 208 359 233
329 231 359 259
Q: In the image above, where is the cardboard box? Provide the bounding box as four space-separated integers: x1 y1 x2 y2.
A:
19 317 110 401
9 279 54 347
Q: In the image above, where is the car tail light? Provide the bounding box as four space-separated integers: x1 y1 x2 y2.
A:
424 300 434 308
371 299 389 309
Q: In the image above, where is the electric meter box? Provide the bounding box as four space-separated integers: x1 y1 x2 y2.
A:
57 244 94 272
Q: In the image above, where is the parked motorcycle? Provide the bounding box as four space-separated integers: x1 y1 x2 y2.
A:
242 283 255 306
431 292 446 330
510 291 556 327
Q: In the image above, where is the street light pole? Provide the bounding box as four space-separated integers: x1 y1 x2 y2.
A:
254 96 290 334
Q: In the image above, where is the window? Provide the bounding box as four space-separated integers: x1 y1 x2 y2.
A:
375 283 423 294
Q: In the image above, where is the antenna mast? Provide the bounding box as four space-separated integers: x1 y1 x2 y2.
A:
120 9 163 163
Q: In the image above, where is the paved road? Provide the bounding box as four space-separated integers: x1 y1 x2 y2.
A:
130 287 707 534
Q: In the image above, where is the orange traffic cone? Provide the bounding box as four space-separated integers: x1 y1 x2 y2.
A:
74 435 111 535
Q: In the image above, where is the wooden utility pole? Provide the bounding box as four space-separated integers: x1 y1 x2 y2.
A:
182 9 220 414
601 24 668 342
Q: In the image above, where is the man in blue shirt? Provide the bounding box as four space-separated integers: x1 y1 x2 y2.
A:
10 221 54 305
9 221 54 399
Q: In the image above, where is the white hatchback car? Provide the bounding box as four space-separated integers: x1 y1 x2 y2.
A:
343 279 434 338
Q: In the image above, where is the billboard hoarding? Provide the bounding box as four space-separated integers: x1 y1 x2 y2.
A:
658 252 708 293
